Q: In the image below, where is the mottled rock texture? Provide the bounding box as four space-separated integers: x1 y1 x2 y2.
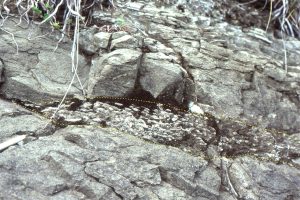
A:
0 0 299 199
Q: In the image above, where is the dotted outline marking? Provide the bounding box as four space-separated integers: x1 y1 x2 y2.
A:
9 96 300 167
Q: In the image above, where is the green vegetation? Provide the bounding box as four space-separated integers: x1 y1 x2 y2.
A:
30 0 60 29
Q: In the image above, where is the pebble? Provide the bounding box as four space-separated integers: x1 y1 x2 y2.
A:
81 102 93 109
65 117 83 123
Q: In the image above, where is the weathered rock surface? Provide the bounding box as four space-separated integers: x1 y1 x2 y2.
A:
0 99 55 144
0 126 211 200
1 1 299 130
79 27 113 54
195 20 300 133
226 157 300 200
190 39 300 133
0 0 300 199
110 33 139 50
88 0 300 133
0 19 89 103
0 125 299 200
87 49 142 97
139 52 185 102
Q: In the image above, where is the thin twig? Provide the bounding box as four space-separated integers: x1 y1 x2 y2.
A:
266 0 273 32
38 0 64 24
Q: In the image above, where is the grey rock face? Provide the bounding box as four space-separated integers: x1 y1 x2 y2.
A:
0 126 216 200
139 52 185 102
110 34 139 50
197 22 300 132
88 49 142 97
208 24 300 66
94 32 112 50
79 27 99 55
227 157 300 200
0 19 89 104
96 0 300 134
80 28 112 54
190 39 300 133
0 0 300 199
1 122 299 200
0 99 55 144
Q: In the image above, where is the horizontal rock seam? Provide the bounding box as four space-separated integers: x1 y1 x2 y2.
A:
8 95 297 167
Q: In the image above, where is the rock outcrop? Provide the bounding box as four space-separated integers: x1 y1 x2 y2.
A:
87 48 142 97
0 20 89 103
0 0 299 199
0 101 299 199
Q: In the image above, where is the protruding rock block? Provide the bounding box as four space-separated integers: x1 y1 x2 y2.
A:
88 49 142 97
